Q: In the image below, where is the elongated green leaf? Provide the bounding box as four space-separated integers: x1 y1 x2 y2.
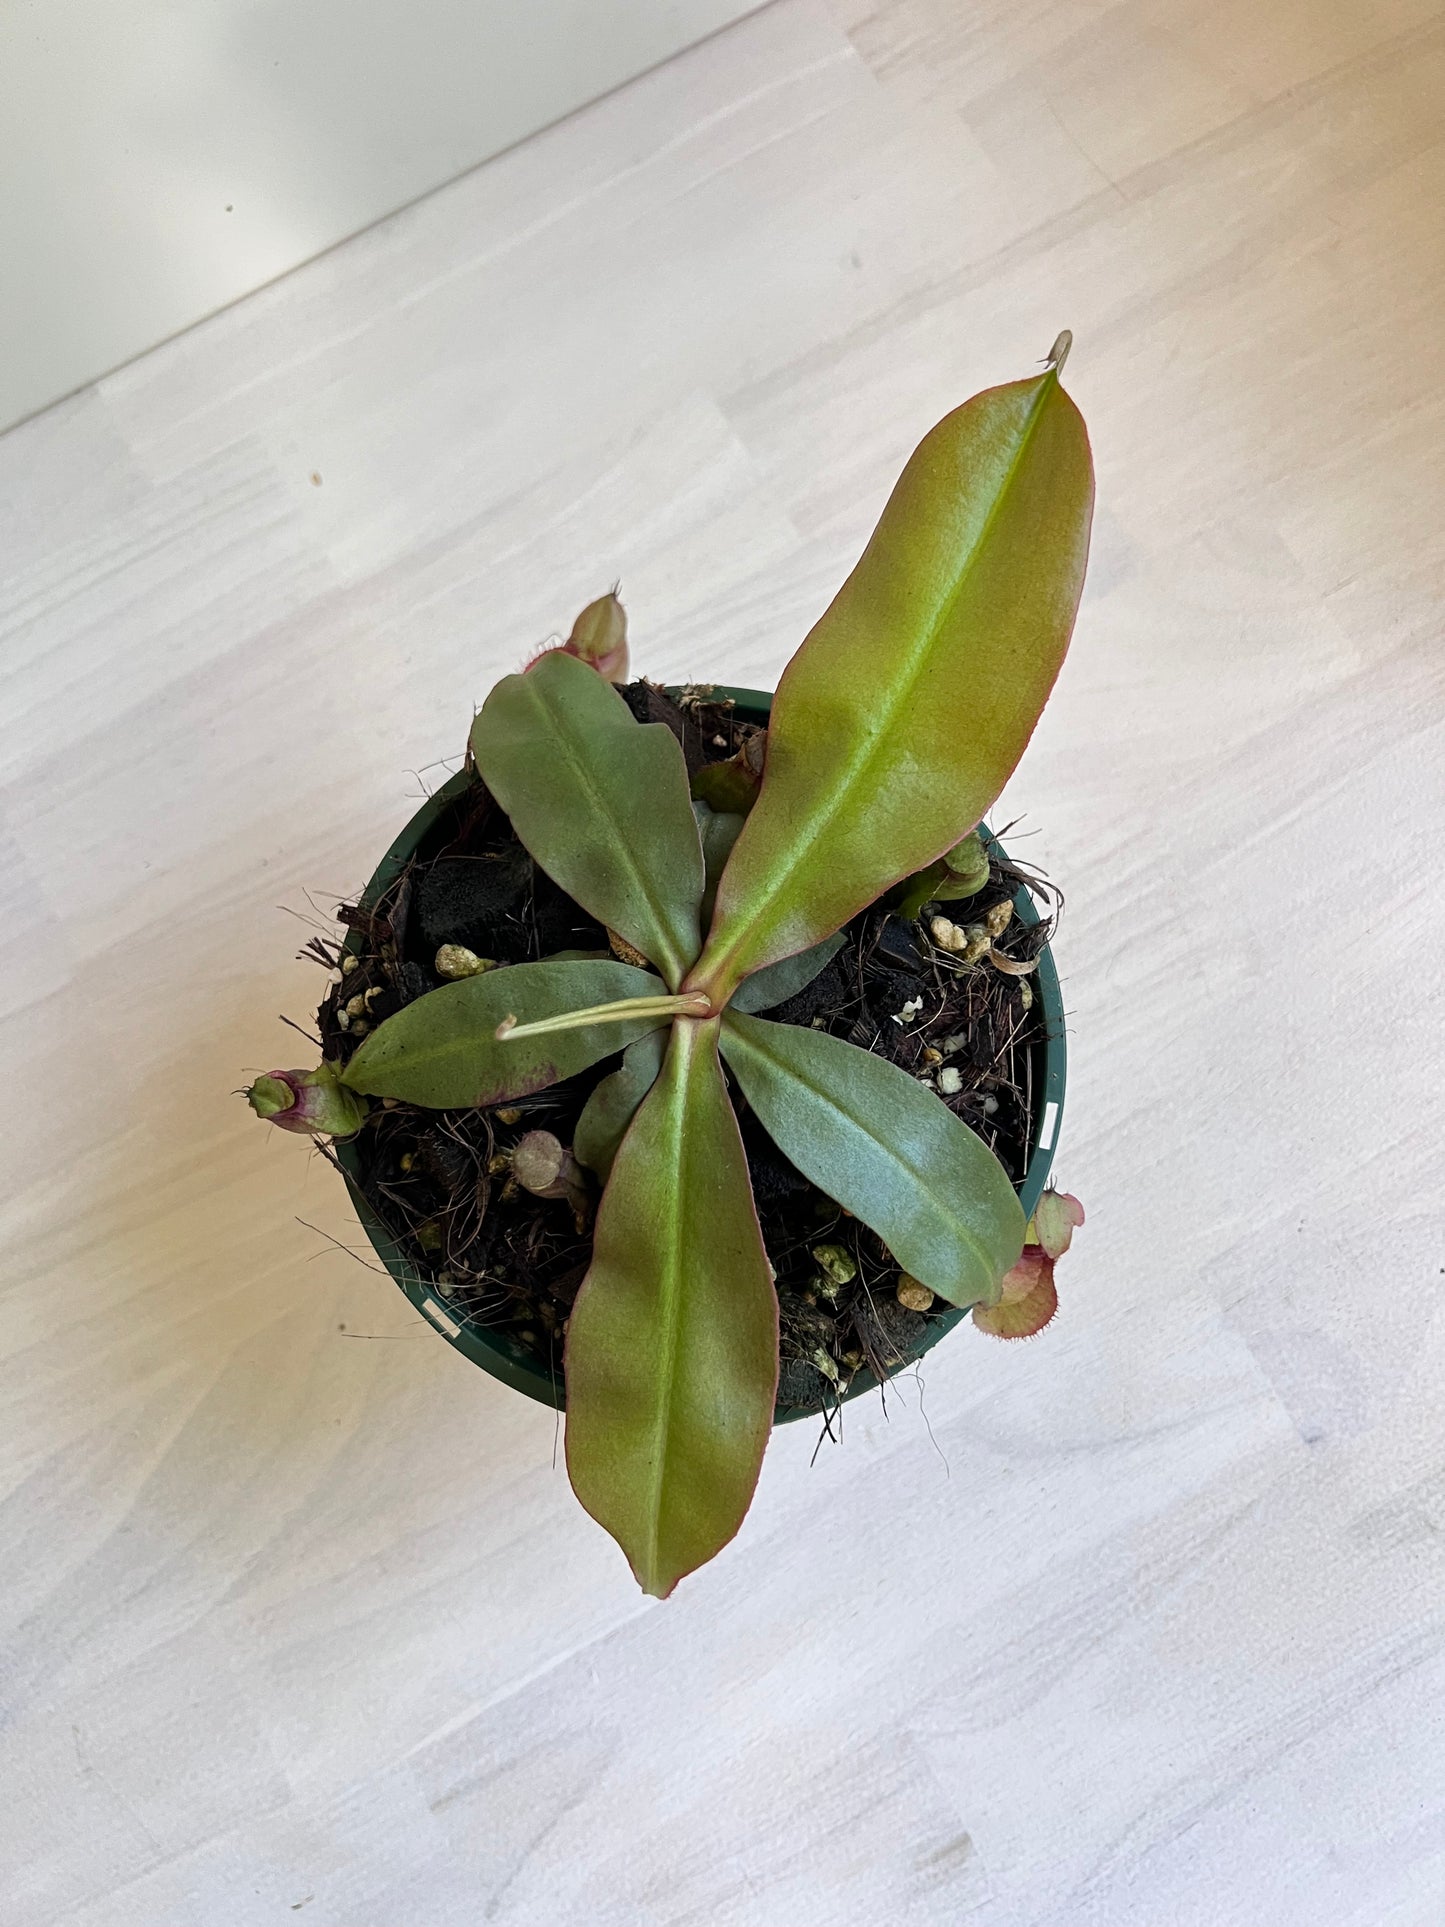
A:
693 801 744 927
691 367 1093 999
565 1018 778 1596
470 650 705 989
729 931 846 1014
341 960 664 1107
573 1029 669 1179
720 1011 1024 1307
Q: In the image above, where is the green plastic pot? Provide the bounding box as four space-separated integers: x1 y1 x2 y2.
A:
334 687 1067 1421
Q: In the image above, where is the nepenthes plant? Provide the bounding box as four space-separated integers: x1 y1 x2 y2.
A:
249 339 1094 1594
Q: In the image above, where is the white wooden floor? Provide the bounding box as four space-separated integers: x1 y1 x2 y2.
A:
3 3 1444 1922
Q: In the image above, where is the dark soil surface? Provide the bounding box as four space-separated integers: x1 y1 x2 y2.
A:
308 682 1054 1419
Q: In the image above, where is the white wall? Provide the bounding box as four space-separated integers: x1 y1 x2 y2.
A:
0 0 762 431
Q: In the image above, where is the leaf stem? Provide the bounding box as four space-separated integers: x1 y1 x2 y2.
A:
496 991 711 1042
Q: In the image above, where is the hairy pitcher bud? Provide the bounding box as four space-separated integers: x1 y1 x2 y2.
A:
554 592 629 682
523 593 629 682
247 1063 367 1137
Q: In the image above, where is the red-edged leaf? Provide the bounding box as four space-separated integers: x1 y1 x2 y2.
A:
565 1017 778 1596
691 367 1093 999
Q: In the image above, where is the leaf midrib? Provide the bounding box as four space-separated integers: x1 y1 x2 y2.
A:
641 1021 687 1592
344 963 662 1084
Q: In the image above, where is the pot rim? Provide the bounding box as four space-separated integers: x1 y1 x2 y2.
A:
333 685 1067 1421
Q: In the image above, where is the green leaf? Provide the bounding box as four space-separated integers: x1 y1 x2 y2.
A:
720 1010 1025 1307
892 830 991 920
690 731 765 815
691 367 1093 999
730 931 846 1014
341 959 665 1107
470 650 705 989
565 1018 778 1596
693 801 745 928
891 862 950 922
573 1029 669 1179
